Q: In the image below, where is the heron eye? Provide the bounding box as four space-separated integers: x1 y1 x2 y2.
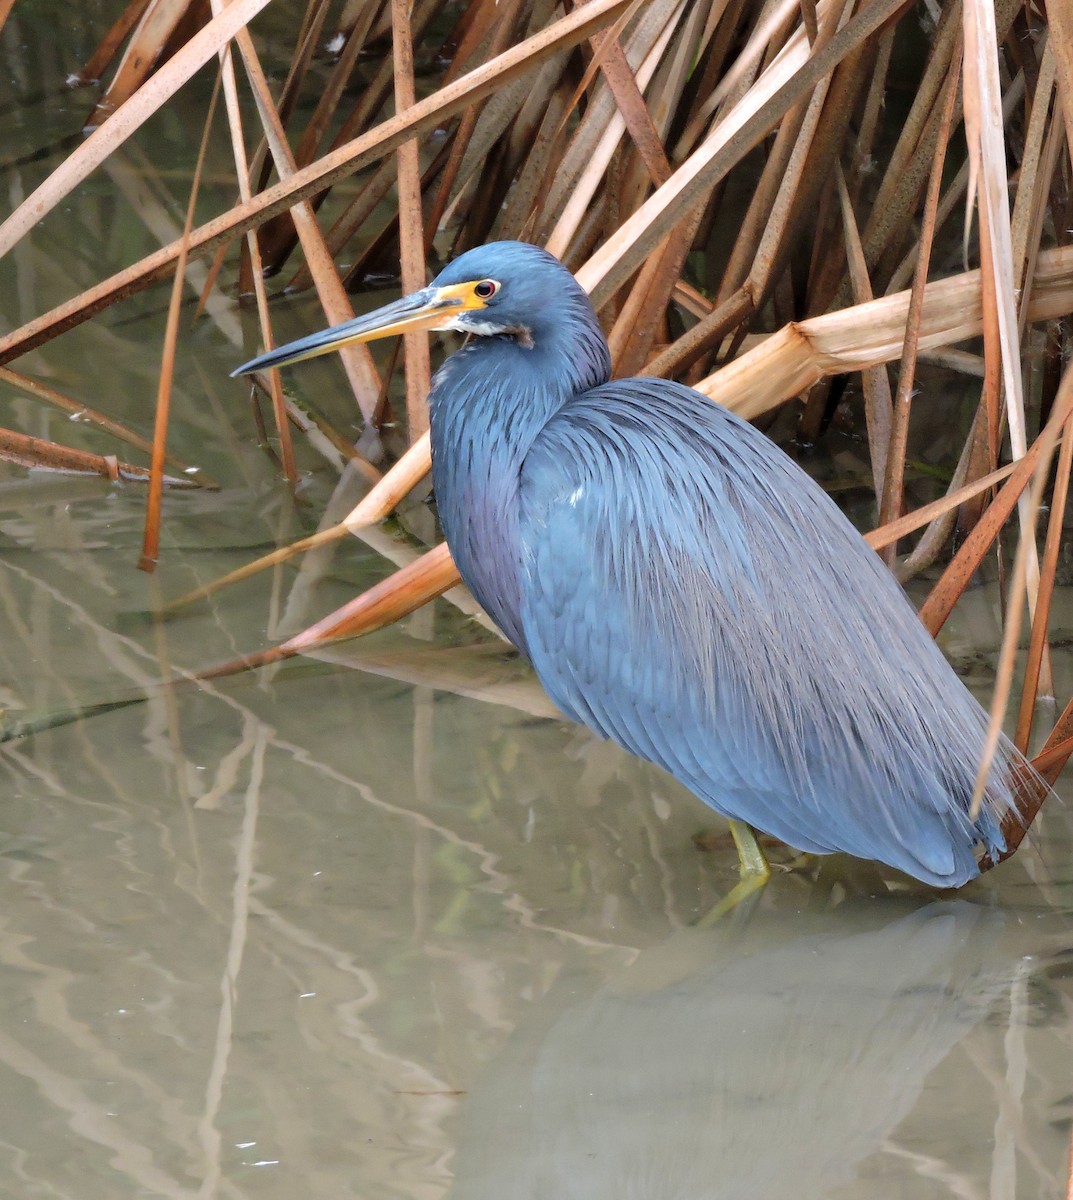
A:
474 279 499 300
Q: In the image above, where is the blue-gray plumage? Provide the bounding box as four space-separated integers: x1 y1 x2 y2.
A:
235 240 1029 888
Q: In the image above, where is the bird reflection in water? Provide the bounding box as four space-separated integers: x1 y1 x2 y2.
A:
449 902 1015 1199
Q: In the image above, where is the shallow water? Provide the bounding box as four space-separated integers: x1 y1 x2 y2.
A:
2 9 1073 1200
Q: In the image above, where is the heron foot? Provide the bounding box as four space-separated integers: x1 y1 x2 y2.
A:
696 820 771 926
729 819 771 880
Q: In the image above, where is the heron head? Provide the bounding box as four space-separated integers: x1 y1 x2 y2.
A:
231 242 601 376
426 241 596 348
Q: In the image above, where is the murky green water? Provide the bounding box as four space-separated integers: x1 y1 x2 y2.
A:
2 8 1073 1199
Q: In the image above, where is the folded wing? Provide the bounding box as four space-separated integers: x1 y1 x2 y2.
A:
516 379 1014 886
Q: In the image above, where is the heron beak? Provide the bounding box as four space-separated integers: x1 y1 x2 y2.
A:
230 282 488 376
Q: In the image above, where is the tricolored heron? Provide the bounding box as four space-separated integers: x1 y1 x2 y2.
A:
235 241 1029 889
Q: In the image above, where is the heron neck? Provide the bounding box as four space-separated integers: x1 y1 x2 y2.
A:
428 328 610 651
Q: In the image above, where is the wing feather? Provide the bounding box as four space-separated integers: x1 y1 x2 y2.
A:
516 379 1017 885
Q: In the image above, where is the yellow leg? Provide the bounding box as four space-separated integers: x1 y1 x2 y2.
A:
729 819 771 879
697 820 772 927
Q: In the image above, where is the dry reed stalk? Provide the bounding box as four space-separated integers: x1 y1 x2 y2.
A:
845 23 893 188
443 66 567 247
1036 683 1073 786
231 21 384 426
1017 114 1064 349
279 542 460 650
340 146 455 286
640 287 753 380
884 72 1026 295
1013 407 1073 753
590 20 675 190
344 431 435 529
313 0 446 178
714 74 808 304
676 0 797 153
610 0 836 372
1009 43 1056 299
919 363 1073 636
747 55 859 312
968 363 1070 820
286 158 400 292
188 543 463 684
1008 62 1065 702
1033 735 1073 781
195 241 231 320
424 0 525 249
895 413 983 583
963 0 1052 718
604 9 724 374
392 0 432 441
963 0 1021 448
211 21 298 482
0 427 196 486
864 457 1020 552
439 0 504 86
461 10 593 247
740 0 865 322
139 68 219 571
877 56 959 562
986 653 1073 867
1048 3 1073 158
165 524 353 613
266 383 382 479
608 220 699 376
881 119 1026 579
834 166 891 499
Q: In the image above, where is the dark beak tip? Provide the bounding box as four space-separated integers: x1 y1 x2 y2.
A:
227 284 451 379
231 356 270 378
